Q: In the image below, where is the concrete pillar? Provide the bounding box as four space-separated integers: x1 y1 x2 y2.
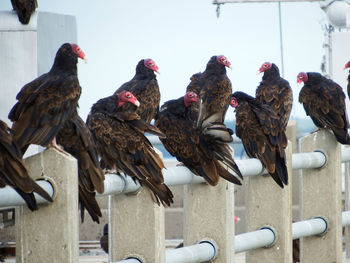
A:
109 187 165 263
299 129 342 263
286 120 301 221
0 11 77 157
345 160 350 258
245 142 293 263
183 179 234 263
16 148 79 263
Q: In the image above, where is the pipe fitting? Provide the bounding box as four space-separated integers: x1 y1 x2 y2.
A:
313 150 328 169
258 226 277 248
124 254 145 263
198 238 218 261
313 216 328 236
35 176 56 201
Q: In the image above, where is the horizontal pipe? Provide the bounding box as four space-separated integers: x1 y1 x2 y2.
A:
0 180 54 207
292 151 327 170
343 210 350 227
112 242 216 263
235 228 275 253
98 174 141 196
112 258 142 263
292 217 327 240
166 241 216 263
0 147 346 203
342 146 350 163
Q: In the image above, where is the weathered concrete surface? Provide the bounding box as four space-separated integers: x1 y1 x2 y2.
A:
109 186 165 263
0 11 77 157
183 179 235 263
286 120 301 222
345 160 350 259
300 129 342 263
16 148 79 263
245 142 293 263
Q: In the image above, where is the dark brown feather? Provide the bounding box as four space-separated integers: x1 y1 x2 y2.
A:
155 94 242 186
11 0 37 24
196 56 232 127
0 120 52 210
8 43 82 155
232 91 288 188
256 63 293 132
114 59 160 123
56 114 105 223
347 70 350 102
87 94 173 206
299 72 350 144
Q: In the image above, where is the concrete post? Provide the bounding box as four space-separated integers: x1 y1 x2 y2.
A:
109 186 165 263
183 179 234 263
286 120 301 221
0 11 77 157
345 159 350 258
299 129 342 263
245 142 292 263
16 148 79 263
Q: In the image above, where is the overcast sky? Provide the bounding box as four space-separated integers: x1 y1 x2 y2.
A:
0 0 328 120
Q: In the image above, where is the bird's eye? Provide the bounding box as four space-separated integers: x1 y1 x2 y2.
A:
263 64 267 68
125 93 132 98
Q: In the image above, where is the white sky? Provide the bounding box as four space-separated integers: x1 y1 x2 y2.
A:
0 0 329 120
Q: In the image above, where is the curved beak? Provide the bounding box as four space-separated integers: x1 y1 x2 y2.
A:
135 100 140 107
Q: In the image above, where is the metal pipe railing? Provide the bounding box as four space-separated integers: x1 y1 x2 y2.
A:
113 209 350 262
0 180 54 207
113 241 217 263
292 217 328 239
0 147 345 205
113 258 142 263
166 241 217 263
234 227 276 253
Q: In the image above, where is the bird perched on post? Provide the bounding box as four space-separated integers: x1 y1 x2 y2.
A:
256 62 293 131
155 92 242 186
195 55 233 130
344 60 350 99
8 43 86 156
0 120 52 210
114 59 160 123
297 72 350 145
87 91 173 206
56 114 105 223
11 0 37 25
230 92 288 188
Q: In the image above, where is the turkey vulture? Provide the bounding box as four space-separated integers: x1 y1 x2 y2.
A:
8 43 86 155
196 55 232 129
11 0 37 25
186 72 202 97
297 72 350 144
155 92 242 186
0 120 52 210
87 91 173 206
114 59 160 123
256 62 293 130
344 60 350 99
56 114 105 223
231 92 288 188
